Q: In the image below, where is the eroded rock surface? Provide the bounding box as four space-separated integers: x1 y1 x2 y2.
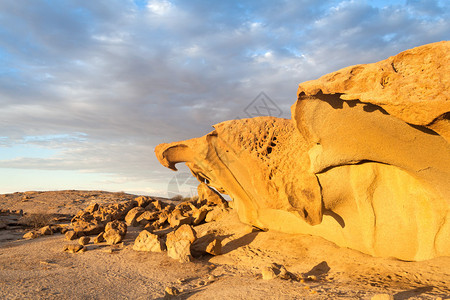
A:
155 42 450 261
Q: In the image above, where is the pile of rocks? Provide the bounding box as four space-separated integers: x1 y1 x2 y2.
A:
24 183 231 263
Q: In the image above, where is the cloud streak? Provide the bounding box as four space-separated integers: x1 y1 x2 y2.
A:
0 0 449 195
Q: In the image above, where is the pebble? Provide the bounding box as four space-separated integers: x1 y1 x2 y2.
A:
165 286 180 296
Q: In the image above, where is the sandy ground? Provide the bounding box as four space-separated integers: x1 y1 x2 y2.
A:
0 191 449 299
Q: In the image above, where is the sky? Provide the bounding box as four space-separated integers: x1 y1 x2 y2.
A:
0 0 449 197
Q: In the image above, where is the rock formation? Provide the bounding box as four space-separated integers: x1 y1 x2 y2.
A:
155 41 450 261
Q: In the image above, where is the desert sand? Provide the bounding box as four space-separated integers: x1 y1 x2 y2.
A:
0 190 449 299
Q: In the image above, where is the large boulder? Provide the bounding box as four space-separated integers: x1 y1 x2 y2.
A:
166 224 196 262
155 42 450 261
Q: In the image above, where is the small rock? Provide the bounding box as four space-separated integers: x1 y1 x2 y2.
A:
61 227 69 234
205 207 229 222
133 230 165 252
65 230 78 241
371 294 394 300
125 207 145 227
104 220 127 245
166 224 196 263
23 231 41 239
135 196 152 208
63 244 84 253
78 236 90 245
85 203 99 214
191 235 222 257
93 232 105 244
39 226 53 236
136 211 160 225
192 208 208 225
165 286 180 296
261 266 277 280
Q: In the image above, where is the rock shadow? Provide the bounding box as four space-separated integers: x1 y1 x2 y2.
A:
221 232 259 254
393 286 434 300
304 261 330 278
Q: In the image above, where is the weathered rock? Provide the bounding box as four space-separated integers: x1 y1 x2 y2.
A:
155 42 450 261
371 294 394 300
93 232 105 244
79 236 90 245
23 231 40 239
63 244 84 253
164 286 180 296
197 183 228 208
125 207 145 227
166 224 196 262
72 219 105 236
65 230 78 241
204 207 229 223
39 226 53 236
104 220 127 245
192 208 208 225
168 209 193 227
136 211 159 226
133 230 165 252
135 196 152 208
191 235 222 257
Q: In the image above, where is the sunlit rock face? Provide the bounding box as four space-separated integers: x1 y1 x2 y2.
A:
156 42 450 261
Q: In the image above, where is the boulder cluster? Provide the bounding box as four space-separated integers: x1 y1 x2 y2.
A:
23 183 231 261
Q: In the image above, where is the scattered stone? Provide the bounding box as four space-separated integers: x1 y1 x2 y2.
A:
133 230 165 252
192 208 208 225
261 263 294 280
104 220 127 245
164 286 180 296
205 207 229 223
39 226 53 236
261 266 277 280
168 210 193 227
371 294 394 300
79 236 90 246
135 196 152 208
23 231 41 239
61 227 69 234
125 207 145 227
93 232 105 244
63 244 84 253
197 183 228 208
191 235 222 257
136 211 159 226
166 224 196 263
65 230 78 241
72 219 105 236
85 203 99 214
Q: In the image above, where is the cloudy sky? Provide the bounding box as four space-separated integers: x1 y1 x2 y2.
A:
0 0 448 196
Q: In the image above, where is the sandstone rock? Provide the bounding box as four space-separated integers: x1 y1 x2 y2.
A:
63 244 84 253
79 236 90 246
204 207 229 223
125 207 145 227
23 231 40 239
133 230 165 252
72 219 105 236
155 42 450 261
168 209 193 227
136 211 159 226
164 286 180 296
135 196 152 208
39 226 53 236
192 208 208 225
166 224 196 262
191 235 222 257
104 220 127 245
93 232 105 244
371 294 394 300
197 182 228 208
65 230 78 241
85 203 99 214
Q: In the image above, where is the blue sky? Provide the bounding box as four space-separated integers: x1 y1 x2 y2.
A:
0 0 449 196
